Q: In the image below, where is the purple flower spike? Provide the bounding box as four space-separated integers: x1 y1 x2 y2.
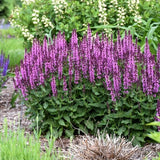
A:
0 53 9 77
2 59 9 76
63 76 68 91
51 76 57 97
13 26 160 103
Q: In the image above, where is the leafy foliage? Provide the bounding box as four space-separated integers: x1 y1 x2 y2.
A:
14 28 160 146
24 79 158 146
9 0 146 49
0 0 15 18
99 89 158 146
0 119 66 160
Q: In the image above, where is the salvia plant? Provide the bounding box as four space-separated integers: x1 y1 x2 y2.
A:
14 26 160 146
0 51 9 92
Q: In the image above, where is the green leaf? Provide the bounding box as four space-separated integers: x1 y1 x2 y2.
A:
43 119 54 126
43 102 48 109
121 119 131 124
84 120 94 131
147 26 158 40
40 85 46 92
69 104 78 112
55 100 61 105
92 87 100 95
72 107 86 118
129 124 144 130
79 124 88 134
136 136 145 142
58 127 63 137
147 132 160 143
47 108 57 113
117 126 126 136
59 119 66 126
52 128 59 139
64 115 71 123
7 72 15 77
53 97 61 105
88 103 101 108
146 121 160 127
65 129 74 137
10 92 19 108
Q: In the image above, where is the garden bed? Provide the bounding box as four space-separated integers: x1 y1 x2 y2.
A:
0 77 160 160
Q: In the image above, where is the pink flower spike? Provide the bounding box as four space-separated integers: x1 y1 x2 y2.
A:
63 76 68 91
51 76 57 97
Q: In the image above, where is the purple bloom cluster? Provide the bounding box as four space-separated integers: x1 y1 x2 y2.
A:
14 27 160 101
141 39 159 95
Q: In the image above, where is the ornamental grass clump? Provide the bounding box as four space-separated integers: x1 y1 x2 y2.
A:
0 51 9 91
0 119 66 160
14 26 160 146
67 132 139 160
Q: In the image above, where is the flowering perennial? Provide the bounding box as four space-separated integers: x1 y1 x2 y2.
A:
0 52 9 88
14 27 160 101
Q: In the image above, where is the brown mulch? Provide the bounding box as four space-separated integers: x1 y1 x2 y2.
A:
0 78 160 160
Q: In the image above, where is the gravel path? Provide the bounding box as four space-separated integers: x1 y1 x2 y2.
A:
0 78 160 160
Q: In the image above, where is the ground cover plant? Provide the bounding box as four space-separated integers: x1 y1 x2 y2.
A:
0 51 9 92
0 119 66 160
0 28 24 68
14 26 160 146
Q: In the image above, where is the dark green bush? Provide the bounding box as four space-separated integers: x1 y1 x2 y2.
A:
24 79 158 146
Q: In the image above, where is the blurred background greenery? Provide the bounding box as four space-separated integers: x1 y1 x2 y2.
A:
0 0 24 70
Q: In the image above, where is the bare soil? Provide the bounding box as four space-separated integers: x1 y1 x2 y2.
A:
0 78 160 160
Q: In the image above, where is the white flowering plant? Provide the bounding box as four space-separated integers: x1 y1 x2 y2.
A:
10 0 55 48
9 0 157 49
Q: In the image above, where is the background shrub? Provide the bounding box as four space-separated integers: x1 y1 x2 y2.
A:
14 27 160 146
10 0 145 49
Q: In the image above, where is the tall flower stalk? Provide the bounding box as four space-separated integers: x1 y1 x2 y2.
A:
0 51 9 91
14 27 160 102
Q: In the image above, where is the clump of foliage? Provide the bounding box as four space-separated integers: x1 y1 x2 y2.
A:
0 119 66 160
0 51 9 92
14 27 160 146
9 0 144 48
68 132 139 160
0 0 13 18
